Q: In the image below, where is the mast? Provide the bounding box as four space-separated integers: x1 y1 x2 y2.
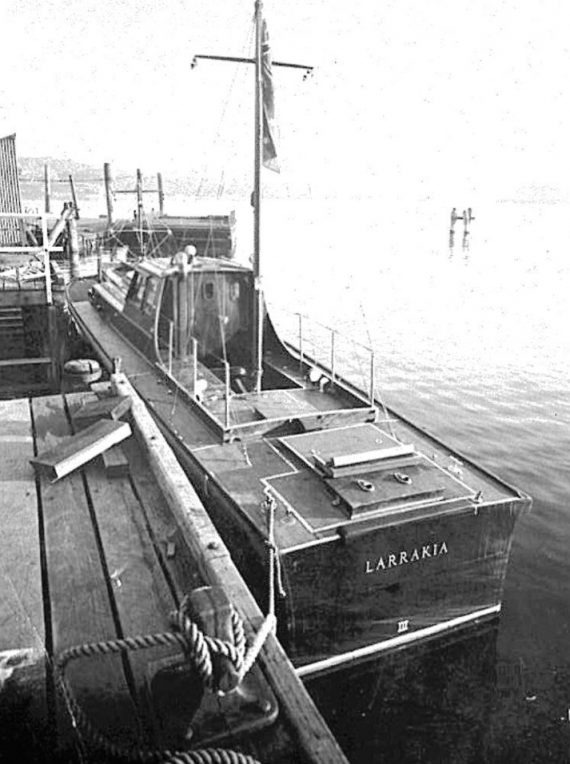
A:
191 9 312 394
252 0 264 394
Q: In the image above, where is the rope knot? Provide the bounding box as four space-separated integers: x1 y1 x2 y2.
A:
171 589 246 694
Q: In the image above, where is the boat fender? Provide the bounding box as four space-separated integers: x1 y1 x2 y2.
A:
186 586 243 694
195 378 208 403
63 358 102 384
308 367 321 384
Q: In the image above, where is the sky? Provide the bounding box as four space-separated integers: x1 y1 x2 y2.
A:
1 0 569 201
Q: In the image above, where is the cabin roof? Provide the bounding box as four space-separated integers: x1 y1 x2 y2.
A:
133 255 251 279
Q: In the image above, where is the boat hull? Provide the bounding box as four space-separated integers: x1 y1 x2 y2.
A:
150 424 521 676
66 286 529 676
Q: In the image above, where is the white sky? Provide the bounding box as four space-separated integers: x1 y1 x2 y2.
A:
1 0 569 200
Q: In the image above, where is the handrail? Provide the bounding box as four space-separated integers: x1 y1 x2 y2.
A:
270 303 376 405
155 308 378 436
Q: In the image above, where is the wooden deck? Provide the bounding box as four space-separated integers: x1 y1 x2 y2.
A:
0 382 349 763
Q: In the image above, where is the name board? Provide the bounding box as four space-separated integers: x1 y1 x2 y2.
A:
365 541 448 574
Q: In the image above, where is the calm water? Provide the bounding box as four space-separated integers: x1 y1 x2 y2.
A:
256 197 570 763
26 188 570 761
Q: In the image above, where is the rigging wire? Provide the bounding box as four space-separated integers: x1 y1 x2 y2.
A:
357 297 397 438
196 20 255 201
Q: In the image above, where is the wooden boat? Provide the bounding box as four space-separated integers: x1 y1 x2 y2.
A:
98 211 236 260
66 0 530 678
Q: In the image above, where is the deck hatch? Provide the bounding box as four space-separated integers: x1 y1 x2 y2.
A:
278 423 477 519
280 423 413 472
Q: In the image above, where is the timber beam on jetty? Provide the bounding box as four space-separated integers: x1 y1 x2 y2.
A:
0 375 348 763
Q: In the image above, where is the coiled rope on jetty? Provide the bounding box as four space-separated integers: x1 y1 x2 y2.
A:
54 494 284 763
55 597 262 763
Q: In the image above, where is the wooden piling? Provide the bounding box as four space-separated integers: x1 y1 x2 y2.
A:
44 163 51 214
104 163 114 225
136 169 144 226
157 172 164 215
46 305 60 389
68 175 80 219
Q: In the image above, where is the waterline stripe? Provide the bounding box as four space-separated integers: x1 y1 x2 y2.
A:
295 603 501 677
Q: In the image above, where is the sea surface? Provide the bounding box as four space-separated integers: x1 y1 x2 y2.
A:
24 188 570 762
258 197 570 764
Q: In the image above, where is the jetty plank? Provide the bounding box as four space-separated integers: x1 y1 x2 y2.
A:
31 394 141 751
0 398 47 751
67 391 183 747
101 444 130 476
112 373 349 764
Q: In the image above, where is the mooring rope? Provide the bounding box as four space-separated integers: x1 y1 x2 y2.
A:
52 457 288 762
53 494 287 764
54 598 261 764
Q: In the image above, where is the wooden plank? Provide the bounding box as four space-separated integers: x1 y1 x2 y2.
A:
71 395 132 425
112 373 349 764
0 357 52 367
67 391 180 748
0 398 48 753
31 418 132 481
31 395 141 752
101 445 130 477
90 380 115 399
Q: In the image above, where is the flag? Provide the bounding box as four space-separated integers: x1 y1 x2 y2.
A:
261 19 279 172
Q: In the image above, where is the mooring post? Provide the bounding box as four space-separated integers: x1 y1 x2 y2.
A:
157 172 164 215
44 164 51 214
104 163 114 225
47 304 59 389
136 169 144 223
69 175 80 219
450 207 458 233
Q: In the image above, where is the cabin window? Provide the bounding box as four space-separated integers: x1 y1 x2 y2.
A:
202 281 215 300
128 273 147 305
142 277 160 315
230 281 240 301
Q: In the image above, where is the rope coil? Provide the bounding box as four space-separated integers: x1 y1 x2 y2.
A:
53 483 285 761
54 600 261 764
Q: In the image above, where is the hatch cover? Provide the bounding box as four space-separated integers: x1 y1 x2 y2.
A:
280 423 410 470
278 423 476 519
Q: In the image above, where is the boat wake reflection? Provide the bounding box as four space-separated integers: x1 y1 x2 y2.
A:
306 622 500 764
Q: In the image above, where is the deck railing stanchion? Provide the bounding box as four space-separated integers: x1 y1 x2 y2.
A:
369 349 375 406
331 329 336 388
41 214 52 305
192 337 198 397
168 321 174 375
298 313 304 372
224 360 231 429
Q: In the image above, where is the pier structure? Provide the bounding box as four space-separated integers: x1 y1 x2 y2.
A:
0 207 78 398
0 375 348 763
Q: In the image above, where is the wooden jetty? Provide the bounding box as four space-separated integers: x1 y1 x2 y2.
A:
0 375 348 763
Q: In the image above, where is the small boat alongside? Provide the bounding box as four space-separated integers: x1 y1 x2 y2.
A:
66 0 530 678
